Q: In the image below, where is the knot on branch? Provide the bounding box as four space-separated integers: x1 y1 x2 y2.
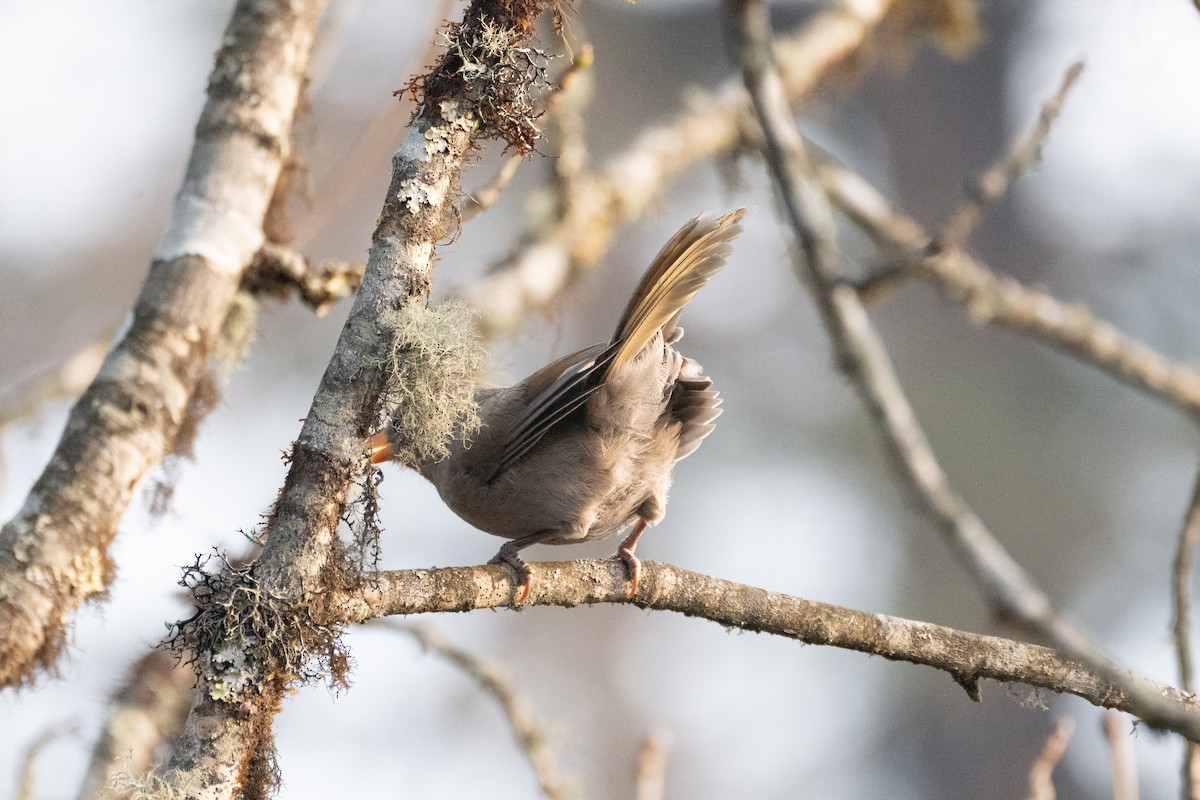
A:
163 551 350 703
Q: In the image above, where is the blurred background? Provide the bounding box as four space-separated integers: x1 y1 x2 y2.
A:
3 0 1200 797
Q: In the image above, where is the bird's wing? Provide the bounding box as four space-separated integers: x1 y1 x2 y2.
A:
484 341 614 482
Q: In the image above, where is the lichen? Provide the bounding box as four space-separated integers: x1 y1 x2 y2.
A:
377 300 485 470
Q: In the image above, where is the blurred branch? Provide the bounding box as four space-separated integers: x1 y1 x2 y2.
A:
461 153 525 222
732 0 1079 644
243 243 364 317
384 622 572 800
466 0 899 338
938 61 1084 251
0 341 107 431
1102 714 1139 800
635 730 672 800
732 0 1200 748
161 2 555 797
13 722 76 800
292 0 459 248
0 0 326 690
1024 718 1073 800
1175 470 1200 800
334 559 1200 741
819 154 1200 422
74 650 194 800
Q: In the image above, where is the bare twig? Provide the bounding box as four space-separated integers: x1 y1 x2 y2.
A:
818 157 1200 421
461 153 525 222
1176 471 1200 800
334 559 1200 741
0 341 107 430
732 0 1200 747
938 61 1084 250
466 0 899 338
1025 718 1074 800
0 0 326 690
1102 714 1139 800
384 622 572 800
635 730 672 800
13 723 76 800
244 243 364 316
75 650 194 800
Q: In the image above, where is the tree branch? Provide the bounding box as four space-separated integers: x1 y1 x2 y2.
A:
1175 469 1200 800
385 622 572 800
160 2 554 797
730 0 1200 746
816 159 1200 419
74 650 194 800
0 0 326 690
330 559 1200 740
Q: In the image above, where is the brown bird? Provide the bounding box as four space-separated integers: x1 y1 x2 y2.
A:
370 209 745 602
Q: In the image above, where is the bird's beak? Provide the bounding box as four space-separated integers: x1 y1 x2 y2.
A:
366 429 393 464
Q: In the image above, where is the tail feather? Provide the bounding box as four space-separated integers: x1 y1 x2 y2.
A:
610 209 745 371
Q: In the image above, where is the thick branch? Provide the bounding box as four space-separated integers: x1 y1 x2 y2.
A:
0 0 325 689
162 2 551 797
332 559 1200 740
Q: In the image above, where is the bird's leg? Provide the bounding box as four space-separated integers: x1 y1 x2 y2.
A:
615 519 649 598
488 531 558 604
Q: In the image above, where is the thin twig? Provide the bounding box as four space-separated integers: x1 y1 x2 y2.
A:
1176 471 1200 800
383 622 572 800
244 243 364 316
335 559 1200 742
635 730 672 800
938 61 1084 250
0 340 107 430
816 159 1200 420
462 153 525 222
13 722 77 800
731 0 1200 746
1102 714 1139 800
1025 718 1074 800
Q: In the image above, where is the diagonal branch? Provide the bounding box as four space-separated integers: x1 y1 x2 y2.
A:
332 559 1200 741
0 0 326 690
385 622 572 800
731 0 1200 749
160 3 554 797
817 160 1200 419
731 0 1072 641
1175 469 1200 800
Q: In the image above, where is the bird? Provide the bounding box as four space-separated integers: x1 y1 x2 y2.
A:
369 209 745 602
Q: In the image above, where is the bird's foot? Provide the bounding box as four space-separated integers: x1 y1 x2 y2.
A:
489 551 533 604
616 546 641 599
615 519 649 599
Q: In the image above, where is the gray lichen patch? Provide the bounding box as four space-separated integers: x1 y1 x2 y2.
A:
377 300 484 470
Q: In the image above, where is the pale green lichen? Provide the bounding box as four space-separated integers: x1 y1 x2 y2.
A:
378 300 485 469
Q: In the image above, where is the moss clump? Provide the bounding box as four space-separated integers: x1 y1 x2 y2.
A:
378 299 485 469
